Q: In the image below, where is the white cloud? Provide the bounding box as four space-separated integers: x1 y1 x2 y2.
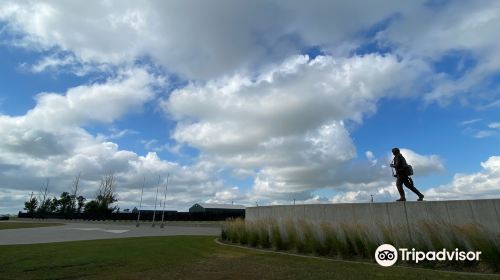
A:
379 0 500 104
366 150 377 165
30 68 157 128
488 122 500 129
322 148 443 195
474 130 496 139
31 54 74 73
1 0 499 211
0 188 31 214
393 149 445 176
1 0 499 108
163 54 438 202
103 128 138 140
0 68 158 162
0 67 241 213
426 156 500 200
329 186 396 204
0 0 417 79
459 119 482 126
166 54 419 150
0 135 241 213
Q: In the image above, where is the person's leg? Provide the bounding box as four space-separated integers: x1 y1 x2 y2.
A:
396 176 406 201
403 177 424 200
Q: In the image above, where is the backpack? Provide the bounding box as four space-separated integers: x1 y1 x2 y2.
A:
406 164 414 176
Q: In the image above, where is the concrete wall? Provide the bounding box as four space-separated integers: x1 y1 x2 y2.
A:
246 199 500 235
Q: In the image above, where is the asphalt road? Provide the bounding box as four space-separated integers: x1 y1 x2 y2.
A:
0 222 221 245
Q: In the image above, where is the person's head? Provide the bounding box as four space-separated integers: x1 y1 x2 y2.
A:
392 148 400 155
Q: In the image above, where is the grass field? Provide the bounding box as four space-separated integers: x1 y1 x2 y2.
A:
0 222 64 230
0 236 498 280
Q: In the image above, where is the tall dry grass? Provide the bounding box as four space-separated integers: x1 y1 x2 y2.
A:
220 218 500 272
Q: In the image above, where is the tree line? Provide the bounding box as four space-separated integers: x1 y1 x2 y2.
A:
23 173 118 218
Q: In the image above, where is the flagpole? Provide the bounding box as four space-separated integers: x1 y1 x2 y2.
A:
161 173 169 228
136 177 145 227
152 176 160 227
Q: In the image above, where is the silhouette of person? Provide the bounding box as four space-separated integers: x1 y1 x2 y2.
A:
390 148 424 202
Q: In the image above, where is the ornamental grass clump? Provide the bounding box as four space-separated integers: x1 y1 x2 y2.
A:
395 221 500 272
247 222 260 247
302 221 328 256
220 218 500 272
320 222 343 257
454 224 500 272
295 220 313 254
258 221 271 248
284 219 299 251
222 218 246 244
270 220 286 250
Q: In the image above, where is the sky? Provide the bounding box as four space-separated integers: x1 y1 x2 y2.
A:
0 0 499 214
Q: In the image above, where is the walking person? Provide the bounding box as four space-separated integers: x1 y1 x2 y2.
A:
390 148 424 202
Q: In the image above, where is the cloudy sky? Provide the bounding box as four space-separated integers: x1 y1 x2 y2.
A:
1 0 499 214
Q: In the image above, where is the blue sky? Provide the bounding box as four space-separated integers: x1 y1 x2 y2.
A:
1 1 500 214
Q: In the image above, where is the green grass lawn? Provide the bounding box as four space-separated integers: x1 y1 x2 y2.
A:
0 222 64 230
0 236 498 280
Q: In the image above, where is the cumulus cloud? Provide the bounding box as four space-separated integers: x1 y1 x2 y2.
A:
0 68 240 213
330 186 396 204
379 0 500 104
426 156 500 200
0 130 240 213
163 54 437 202
1 0 499 212
31 68 156 128
0 188 30 213
1 0 499 107
312 148 445 204
392 149 445 176
317 148 444 202
0 0 417 80
0 68 157 160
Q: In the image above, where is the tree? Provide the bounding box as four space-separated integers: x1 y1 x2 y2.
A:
76 195 86 213
82 173 118 218
36 179 50 217
24 192 38 215
69 173 80 215
48 196 59 213
58 192 72 216
95 173 118 215
84 200 99 216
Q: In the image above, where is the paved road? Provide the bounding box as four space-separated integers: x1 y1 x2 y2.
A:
0 222 221 245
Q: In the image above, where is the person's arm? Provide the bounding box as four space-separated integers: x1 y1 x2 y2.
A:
392 155 404 169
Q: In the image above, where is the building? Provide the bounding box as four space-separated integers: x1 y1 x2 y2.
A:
189 203 245 216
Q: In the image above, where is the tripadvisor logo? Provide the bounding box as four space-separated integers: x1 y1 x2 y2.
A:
375 244 398 267
375 244 482 267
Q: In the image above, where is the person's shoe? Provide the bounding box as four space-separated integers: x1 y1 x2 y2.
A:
417 195 424 201
396 198 406 202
